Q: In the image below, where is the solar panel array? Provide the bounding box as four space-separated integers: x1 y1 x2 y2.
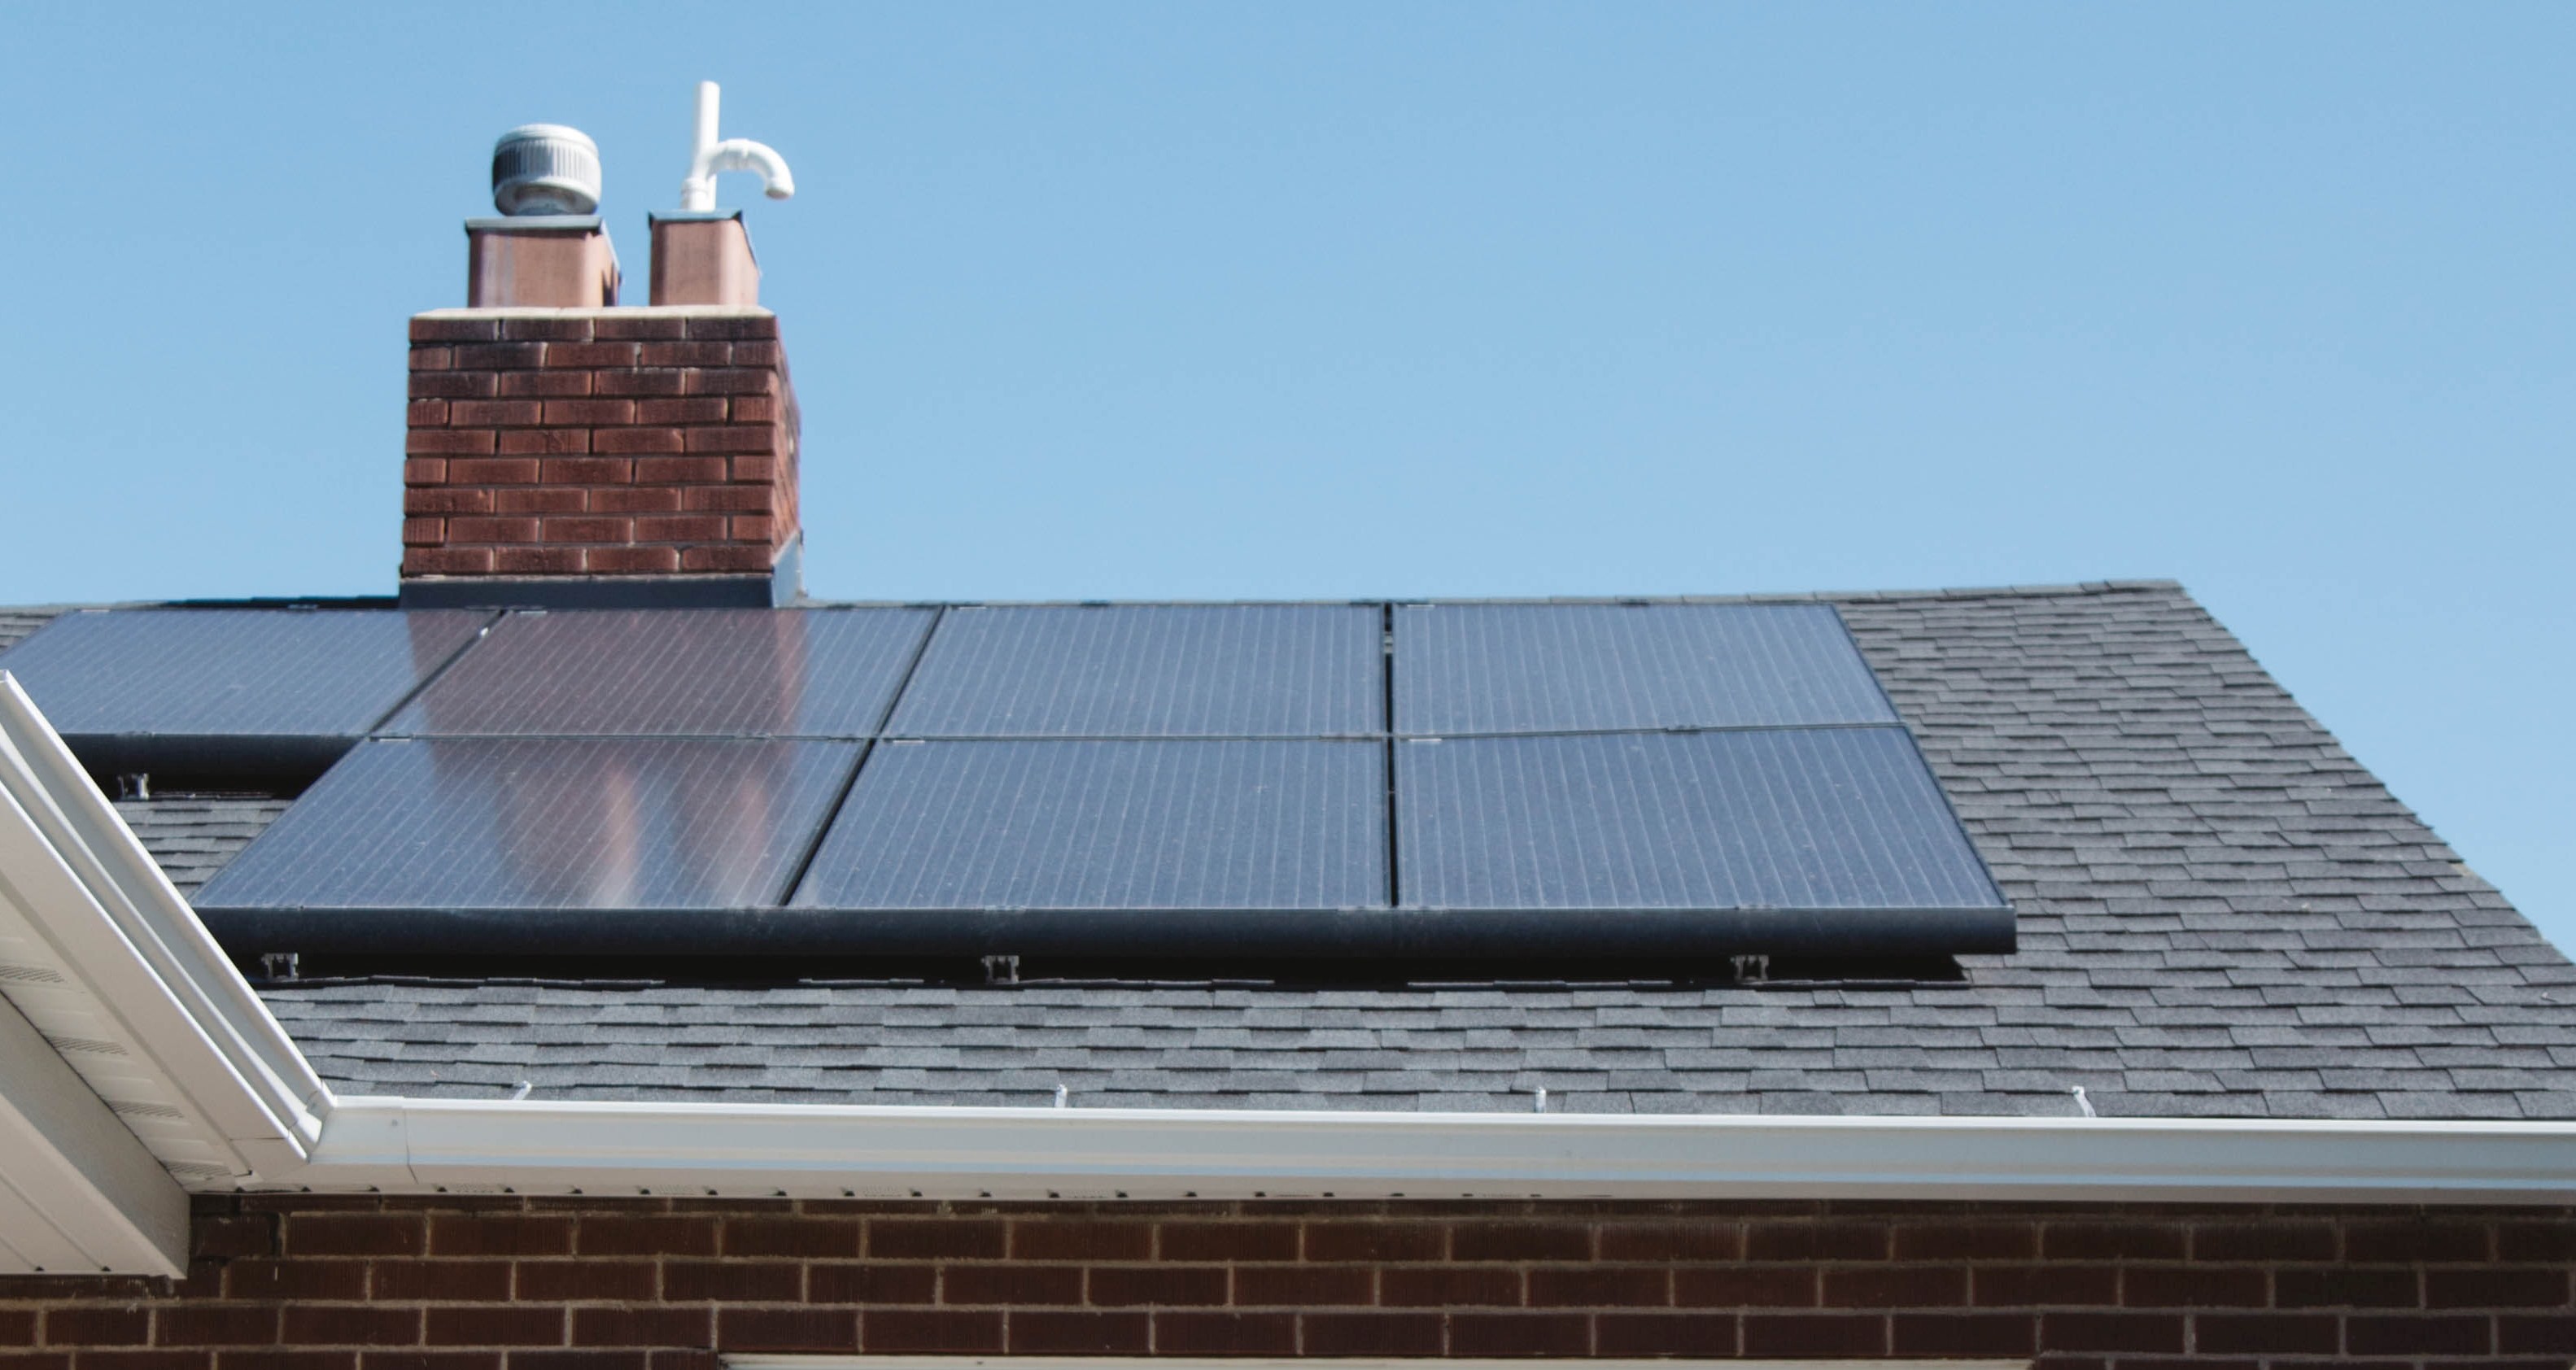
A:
146 601 2007 958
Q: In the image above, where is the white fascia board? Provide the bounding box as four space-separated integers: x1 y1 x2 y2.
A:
284 1095 2576 1206
0 980 189 1276
0 675 325 1177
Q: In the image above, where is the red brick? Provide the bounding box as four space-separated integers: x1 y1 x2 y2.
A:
1151 1313 1295 1355
278 1308 419 1348
407 430 497 456
214 1353 353 1370
2429 1267 2568 1307
1299 1313 1441 1357
592 316 692 341
0 1356 69 1370
729 395 779 424
1004 1313 1147 1355
526 456 624 484
2346 1312 2494 1355
2500 1312 2576 1354
1152 1221 1295 1262
714 1311 854 1355
627 514 720 542
683 425 779 456
378 1260 514 1302
500 317 593 342
2041 1220 2186 1261
680 486 774 513
684 314 779 340
288 1213 424 1257
1674 1266 1818 1307
2037 1311 2184 1353
661 1261 799 1302
1229 1266 1373 1307
2347 1219 2494 1263
452 342 547 370
515 1263 657 1302
860 1311 1002 1354
640 342 731 367
412 372 497 399
407 399 448 427
731 341 781 366
570 1311 705 1349
492 546 586 574
1972 1262 2116 1307
1448 1221 1588 1262
406 488 494 516
1894 1221 2038 1260
592 428 688 456
0 1313 33 1347
401 517 443 545
498 429 592 456
688 368 779 396
1087 1265 1226 1307
805 1263 937 1306
1380 1267 1519 1307
507 1355 647 1370
1528 1266 1670 1307
1742 1312 1888 1358
2500 1222 2576 1262
404 547 493 575
409 347 454 371
583 546 683 574
448 458 541 484
492 487 587 515
579 1217 718 1258
497 369 593 398
542 342 640 369
542 399 635 426
727 456 782 483
1893 1312 2035 1357
1596 1219 1742 1262
2275 1265 2418 1307
404 458 450 484
412 317 498 342
79 1355 207 1370
721 1217 859 1259
1455 1312 1590 1357
451 399 543 427
449 517 541 543
49 1309 150 1346
939 1263 1082 1305
1747 1219 1891 1261
636 399 728 425
2191 1220 2337 1261
544 516 631 543
422 1309 561 1348
2196 1311 2343 1355
592 370 690 397
587 486 681 513
360 1354 497 1370
1600 1313 1740 1356
636 456 731 484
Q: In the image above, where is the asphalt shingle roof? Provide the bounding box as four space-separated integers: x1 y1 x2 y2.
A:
55 582 2576 1119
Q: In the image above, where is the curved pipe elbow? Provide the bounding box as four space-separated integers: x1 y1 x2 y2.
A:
685 139 794 207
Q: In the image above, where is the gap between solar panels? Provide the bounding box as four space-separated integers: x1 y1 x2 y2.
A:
162 600 2010 963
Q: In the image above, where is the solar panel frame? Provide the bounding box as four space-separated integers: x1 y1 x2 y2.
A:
884 603 1384 739
0 608 493 779
1391 726 2010 955
380 606 937 740
1391 601 1899 735
192 735 865 953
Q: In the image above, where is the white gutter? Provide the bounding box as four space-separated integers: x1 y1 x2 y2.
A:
4 673 2575 1219
275 1095 2576 1207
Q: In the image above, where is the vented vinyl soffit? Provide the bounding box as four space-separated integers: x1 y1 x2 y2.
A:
0 601 2011 962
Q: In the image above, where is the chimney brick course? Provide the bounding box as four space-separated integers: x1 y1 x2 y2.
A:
401 309 799 589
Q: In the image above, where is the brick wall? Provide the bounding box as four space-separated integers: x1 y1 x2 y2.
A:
404 312 800 580
3 1198 2574 1368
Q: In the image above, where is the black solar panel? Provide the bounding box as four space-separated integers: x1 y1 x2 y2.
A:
1393 602 1895 735
0 609 488 777
382 607 933 738
884 604 1381 737
1395 727 2006 948
792 740 1386 935
192 737 860 949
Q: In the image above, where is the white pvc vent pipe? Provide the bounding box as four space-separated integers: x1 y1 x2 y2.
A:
679 81 795 212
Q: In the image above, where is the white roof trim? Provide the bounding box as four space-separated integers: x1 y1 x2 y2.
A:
3 671 2575 1219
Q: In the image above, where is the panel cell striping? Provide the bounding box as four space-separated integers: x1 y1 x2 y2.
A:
0 609 491 739
884 604 1383 738
382 607 936 739
793 739 1388 911
194 736 862 912
1392 602 1897 735
1396 727 2004 912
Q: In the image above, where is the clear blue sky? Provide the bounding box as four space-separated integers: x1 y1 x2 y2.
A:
2 4 2569 949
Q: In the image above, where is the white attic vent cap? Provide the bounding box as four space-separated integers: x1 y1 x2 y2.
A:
491 124 602 216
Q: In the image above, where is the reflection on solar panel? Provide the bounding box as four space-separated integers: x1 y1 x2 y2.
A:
794 740 1386 923
1393 602 1895 735
193 737 860 950
383 607 934 738
1395 727 2007 951
0 609 488 776
886 604 1381 737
